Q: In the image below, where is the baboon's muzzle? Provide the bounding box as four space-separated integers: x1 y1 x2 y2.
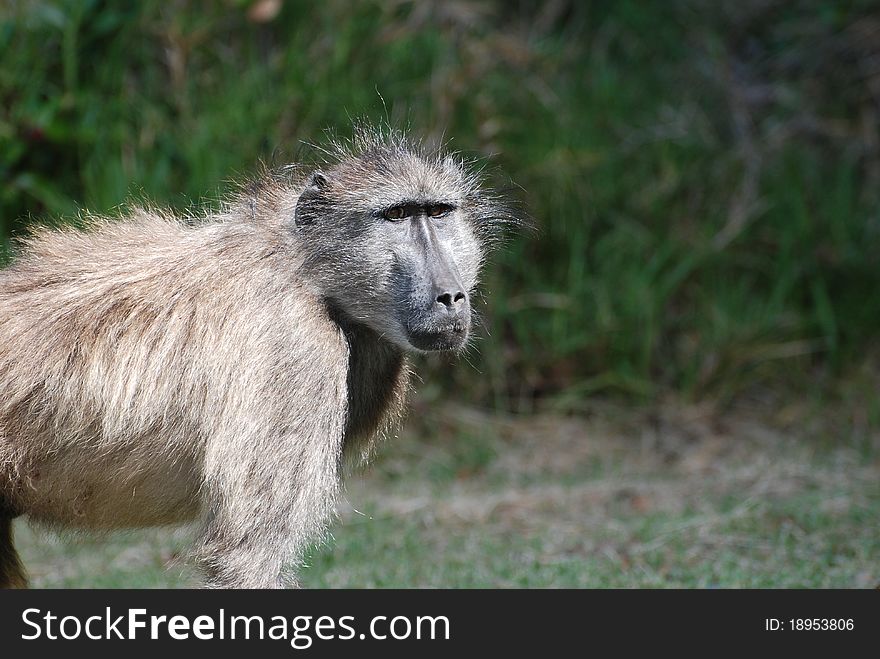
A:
404 217 471 352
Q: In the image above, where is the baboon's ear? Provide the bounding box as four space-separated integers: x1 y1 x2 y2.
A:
294 171 329 227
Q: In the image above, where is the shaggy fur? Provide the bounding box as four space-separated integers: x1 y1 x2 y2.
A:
0 128 515 588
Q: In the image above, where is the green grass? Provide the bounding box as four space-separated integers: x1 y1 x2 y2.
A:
2 1 880 410
15 404 879 588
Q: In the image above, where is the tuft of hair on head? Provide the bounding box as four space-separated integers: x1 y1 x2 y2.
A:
318 121 530 240
233 121 530 249
320 120 423 163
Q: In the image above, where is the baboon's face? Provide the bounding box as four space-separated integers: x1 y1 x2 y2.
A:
294 148 483 353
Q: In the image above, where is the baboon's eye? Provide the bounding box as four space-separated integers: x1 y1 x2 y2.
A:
427 204 453 218
384 206 406 221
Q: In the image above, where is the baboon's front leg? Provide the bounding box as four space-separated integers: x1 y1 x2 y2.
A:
196 411 346 588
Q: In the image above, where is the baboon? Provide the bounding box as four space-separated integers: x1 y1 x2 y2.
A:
0 128 515 588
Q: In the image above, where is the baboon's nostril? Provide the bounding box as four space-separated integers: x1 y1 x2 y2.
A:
436 291 466 309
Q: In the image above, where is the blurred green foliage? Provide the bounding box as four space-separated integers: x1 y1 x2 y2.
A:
2 0 879 411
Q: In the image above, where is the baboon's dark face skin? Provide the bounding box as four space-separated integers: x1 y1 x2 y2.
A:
382 202 472 352
293 146 484 353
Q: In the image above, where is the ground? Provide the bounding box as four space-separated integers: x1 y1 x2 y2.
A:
13 400 879 588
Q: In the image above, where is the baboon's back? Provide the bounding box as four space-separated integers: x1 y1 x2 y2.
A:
0 211 316 530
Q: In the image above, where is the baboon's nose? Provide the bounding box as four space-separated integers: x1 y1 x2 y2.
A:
435 290 467 312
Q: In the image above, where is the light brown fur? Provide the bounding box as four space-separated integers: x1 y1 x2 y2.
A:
0 129 514 588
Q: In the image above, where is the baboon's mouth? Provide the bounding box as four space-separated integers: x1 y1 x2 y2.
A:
405 321 469 352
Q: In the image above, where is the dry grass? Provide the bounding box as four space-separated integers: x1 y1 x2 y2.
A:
13 400 878 588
